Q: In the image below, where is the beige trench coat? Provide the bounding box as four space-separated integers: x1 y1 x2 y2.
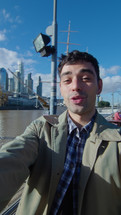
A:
0 111 121 215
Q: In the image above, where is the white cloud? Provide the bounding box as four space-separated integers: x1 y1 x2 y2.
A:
2 9 13 23
15 15 22 24
26 51 33 57
0 29 6 41
107 66 121 75
16 46 20 50
100 66 106 78
102 75 121 94
14 5 20 11
23 58 36 66
32 73 61 98
0 48 19 69
100 65 121 78
0 48 36 77
2 9 9 19
0 9 22 24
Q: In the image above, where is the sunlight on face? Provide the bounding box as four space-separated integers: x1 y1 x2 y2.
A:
60 62 102 121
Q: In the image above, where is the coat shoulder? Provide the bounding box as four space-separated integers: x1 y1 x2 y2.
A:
35 110 67 126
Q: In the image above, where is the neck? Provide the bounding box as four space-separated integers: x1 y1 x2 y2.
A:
68 109 96 128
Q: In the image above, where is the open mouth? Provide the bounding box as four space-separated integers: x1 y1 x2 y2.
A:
70 95 86 104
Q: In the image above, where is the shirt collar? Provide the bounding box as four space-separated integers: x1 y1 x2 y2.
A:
67 111 96 137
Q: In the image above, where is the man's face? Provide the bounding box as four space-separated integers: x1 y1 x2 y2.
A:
60 61 102 120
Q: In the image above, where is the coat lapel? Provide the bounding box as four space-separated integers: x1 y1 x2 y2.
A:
47 111 68 213
78 134 102 214
78 112 121 214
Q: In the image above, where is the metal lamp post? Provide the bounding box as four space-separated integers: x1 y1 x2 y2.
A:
33 0 58 114
50 0 58 115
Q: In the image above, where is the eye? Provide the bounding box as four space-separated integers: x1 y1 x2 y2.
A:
82 77 91 82
63 79 71 83
61 77 71 84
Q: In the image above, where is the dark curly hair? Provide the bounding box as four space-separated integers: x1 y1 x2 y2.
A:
58 50 100 81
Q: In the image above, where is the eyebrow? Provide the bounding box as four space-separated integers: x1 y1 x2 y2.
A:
60 71 72 78
60 68 95 78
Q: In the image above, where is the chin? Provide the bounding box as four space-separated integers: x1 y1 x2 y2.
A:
69 107 85 115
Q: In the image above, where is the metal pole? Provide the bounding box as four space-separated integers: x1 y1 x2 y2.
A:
112 92 114 114
50 0 57 115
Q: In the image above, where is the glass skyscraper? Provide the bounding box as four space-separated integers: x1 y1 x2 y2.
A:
0 68 8 91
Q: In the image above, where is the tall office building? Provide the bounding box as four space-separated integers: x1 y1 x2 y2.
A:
8 78 14 92
18 61 24 93
0 68 8 91
14 70 21 93
37 76 42 96
26 73 33 95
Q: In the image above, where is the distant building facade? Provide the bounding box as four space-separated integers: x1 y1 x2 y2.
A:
14 70 21 93
0 68 8 91
37 76 42 96
8 78 14 92
18 61 24 93
26 73 33 95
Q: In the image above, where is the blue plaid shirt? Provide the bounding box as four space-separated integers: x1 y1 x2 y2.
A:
49 112 96 215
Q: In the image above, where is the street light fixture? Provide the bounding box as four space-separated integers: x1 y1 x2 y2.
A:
33 0 57 114
33 33 55 57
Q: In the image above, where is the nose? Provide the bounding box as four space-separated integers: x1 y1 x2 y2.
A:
72 77 82 91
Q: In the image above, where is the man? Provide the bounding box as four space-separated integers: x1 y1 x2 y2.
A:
0 50 121 215
114 110 121 121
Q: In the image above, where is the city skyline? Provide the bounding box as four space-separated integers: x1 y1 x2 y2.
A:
0 0 121 104
0 64 43 97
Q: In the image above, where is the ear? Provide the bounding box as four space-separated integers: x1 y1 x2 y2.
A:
97 79 103 95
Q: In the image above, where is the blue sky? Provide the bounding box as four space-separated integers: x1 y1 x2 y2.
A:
0 0 121 105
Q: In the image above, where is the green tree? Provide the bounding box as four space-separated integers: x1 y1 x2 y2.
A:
98 101 110 107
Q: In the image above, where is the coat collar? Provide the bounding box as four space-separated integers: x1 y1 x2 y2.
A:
90 112 121 142
44 111 121 141
43 110 67 127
